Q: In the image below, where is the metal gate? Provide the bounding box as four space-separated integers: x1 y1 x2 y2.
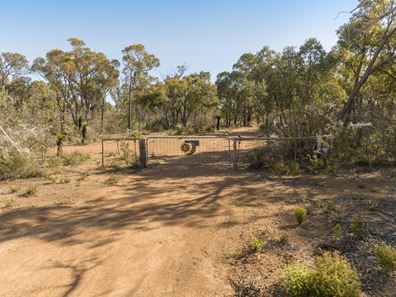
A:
146 136 232 167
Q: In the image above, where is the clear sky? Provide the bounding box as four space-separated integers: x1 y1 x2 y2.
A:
1 0 358 80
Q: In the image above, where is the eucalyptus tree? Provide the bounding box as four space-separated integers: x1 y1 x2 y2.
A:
33 38 119 142
0 52 29 93
337 0 396 125
121 44 160 130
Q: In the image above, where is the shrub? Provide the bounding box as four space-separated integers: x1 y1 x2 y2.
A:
105 175 121 185
376 243 396 272
294 207 307 225
280 253 361 297
61 151 90 166
350 217 366 237
312 252 361 297
0 149 42 180
271 160 289 178
287 161 300 176
331 224 342 239
307 155 336 174
249 236 266 253
22 185 38 197
280 265 314 297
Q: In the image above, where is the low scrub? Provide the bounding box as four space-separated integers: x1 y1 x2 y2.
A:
376 243 396 272
280 252 361 297
249 236 266 253
105 175 121 185
294 207 307 225
350 217 366 237
22 185 38 197
61 151 90 166
0 149 42 180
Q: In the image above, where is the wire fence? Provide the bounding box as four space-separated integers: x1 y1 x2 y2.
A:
234 136 333 169
101 134 333 169
146 136 232 166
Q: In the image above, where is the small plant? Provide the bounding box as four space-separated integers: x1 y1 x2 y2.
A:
9 185 20 193
280 265 314 297
249 236 266 253
350 217 366 237
376 243 396 272
271 160 289 179
287 161 300 176
22 185 38 197
331 224 342 239
318 201 334 215
279 233 290 246
294 207 307 225
105 175 121 185
313 252 361 297
280 253 361 297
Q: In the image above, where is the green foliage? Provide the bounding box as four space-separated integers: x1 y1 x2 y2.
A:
271 160 289 178
0 149 42 180
376 243 396 272
280 253 361 297
307 156 336 174
350 217 366 237
312 252 361 297
331 224 342 239
249 236 266 253
281 265 314 297
294 207 307 225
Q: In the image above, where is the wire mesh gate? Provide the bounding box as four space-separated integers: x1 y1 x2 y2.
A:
146 136 232 167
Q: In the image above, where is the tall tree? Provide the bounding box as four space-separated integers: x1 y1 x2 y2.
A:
121 44 160 130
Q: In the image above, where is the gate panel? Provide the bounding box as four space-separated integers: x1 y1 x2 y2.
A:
146 136 231 167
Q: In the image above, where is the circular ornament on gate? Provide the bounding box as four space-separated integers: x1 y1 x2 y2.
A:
181 142 192 155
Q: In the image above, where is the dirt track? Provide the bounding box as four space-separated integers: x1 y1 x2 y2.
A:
0 142 272 297
1 140 395 296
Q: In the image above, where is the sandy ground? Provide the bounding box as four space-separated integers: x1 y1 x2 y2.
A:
0 142 264 297
0 138 395 297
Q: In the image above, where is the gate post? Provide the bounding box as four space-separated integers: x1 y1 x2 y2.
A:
232 139 238 170
139 138 147 168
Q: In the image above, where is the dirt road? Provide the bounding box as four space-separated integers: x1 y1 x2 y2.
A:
0 144 272 297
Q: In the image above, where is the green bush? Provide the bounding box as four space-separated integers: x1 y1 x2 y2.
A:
280 253 361 297
331 224 342 239
249 236 266 253
350 217 366 237
61 151 90 166
0 149 41 180
287 161 300 176
376 243 396 272
294 207 307 225
312 252 361 297
281 265 314 297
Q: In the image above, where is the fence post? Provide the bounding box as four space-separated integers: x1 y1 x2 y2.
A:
232 139 238 170
139 138 147 168
101 139 104 166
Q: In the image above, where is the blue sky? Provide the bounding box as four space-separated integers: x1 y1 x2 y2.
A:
1 0 357 80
